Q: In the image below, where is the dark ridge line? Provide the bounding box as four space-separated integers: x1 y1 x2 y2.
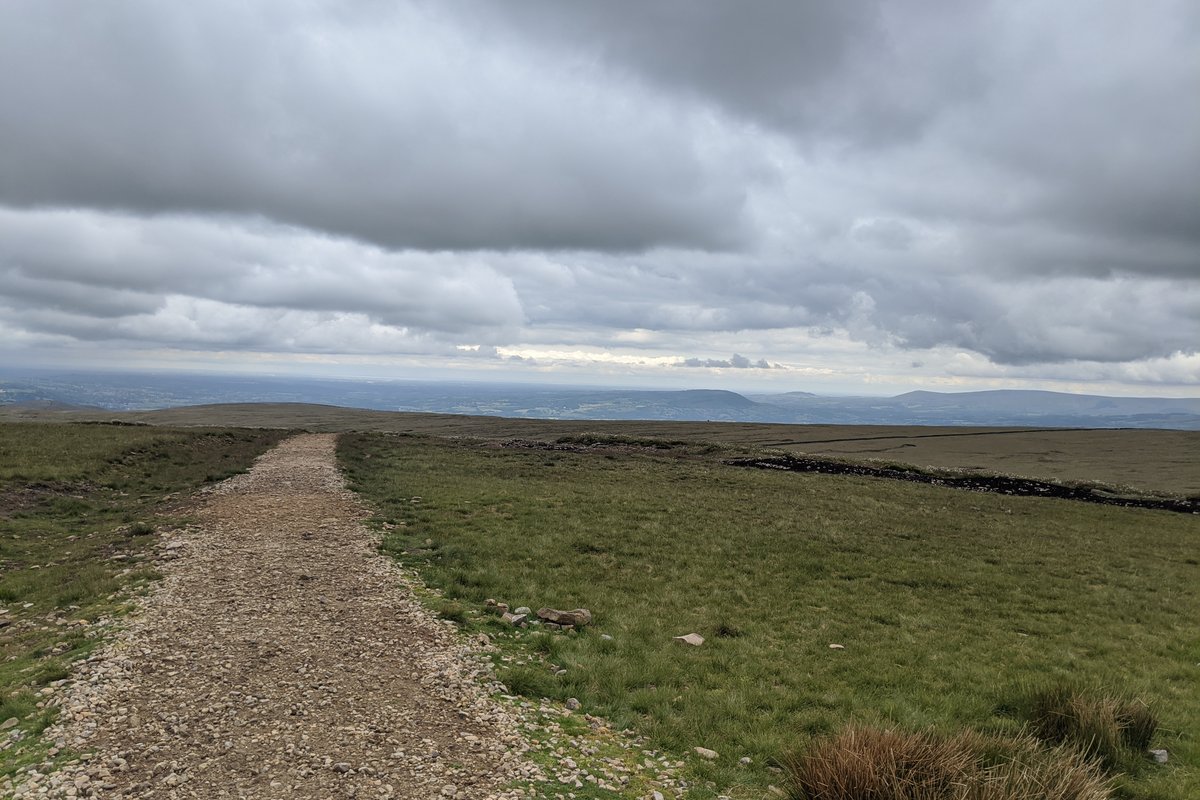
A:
726 455 1198 515
757 427 1100 448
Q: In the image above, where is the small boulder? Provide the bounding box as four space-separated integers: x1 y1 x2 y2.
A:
514 606 532 616
1149 749 1169 764
673 633 705 646
536 608 592 627
501 612 528 626
0 718 18 730
694 747 719 760
565 698 581 710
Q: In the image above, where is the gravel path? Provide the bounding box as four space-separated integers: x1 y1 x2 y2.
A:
11 434 544 799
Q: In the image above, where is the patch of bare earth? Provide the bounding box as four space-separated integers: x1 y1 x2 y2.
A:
12 434 544 799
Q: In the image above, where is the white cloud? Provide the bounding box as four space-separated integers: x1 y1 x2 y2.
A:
0 1 1195 395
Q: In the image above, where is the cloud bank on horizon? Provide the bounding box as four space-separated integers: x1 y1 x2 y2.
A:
0 0 1197 394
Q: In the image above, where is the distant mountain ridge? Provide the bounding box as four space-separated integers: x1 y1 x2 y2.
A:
2 370 1197 429
892 389 1200 415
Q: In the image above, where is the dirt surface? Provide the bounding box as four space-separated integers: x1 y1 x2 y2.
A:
11 434 543 799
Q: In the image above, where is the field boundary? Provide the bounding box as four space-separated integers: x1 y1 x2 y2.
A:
756 426 1094 447
727 454 1198 513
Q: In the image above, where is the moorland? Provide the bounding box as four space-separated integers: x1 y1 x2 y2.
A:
1 406 1197 799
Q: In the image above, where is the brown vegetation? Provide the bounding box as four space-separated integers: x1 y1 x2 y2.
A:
786 726 1112 800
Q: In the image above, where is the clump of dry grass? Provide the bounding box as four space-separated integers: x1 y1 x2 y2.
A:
786 726 973 799
964 732 1111 800
1012 684 1158 771
786 726 1112 800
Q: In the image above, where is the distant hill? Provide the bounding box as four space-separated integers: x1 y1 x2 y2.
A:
750 389 1200 429
893 389 1200 416
2 369 1198 429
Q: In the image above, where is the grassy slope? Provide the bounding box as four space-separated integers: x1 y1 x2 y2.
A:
0 422 286 778
340 433 1200 799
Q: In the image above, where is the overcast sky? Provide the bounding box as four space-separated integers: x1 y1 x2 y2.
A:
1 1 1197 395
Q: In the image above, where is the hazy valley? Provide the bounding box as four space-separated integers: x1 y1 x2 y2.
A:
4 369 1199 430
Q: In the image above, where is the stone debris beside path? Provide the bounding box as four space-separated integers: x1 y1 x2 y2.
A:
8 434 546 799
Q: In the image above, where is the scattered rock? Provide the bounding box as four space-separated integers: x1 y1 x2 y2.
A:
501 612 528 626
673 633 705 647
536 608 593 627
738 756 751 766
694 747 718 760
5 435 692 800
565 698 581 711
514 606 532 616
0 718 18 730
1149 749 1169 764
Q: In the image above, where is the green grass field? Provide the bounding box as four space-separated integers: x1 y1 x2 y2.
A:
340 433 1200 799
2 416 1195 797
0 422 285 778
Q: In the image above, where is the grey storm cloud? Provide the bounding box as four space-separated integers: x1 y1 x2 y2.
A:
0 1 753 253
678 354 778 370
458 0 984 145
468 0 1200 276
0 0 1196 381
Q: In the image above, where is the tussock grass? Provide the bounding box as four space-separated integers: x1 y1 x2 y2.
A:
786 726 1112 800
785 726 975 798
1001 683 1158 772
0 422 285 778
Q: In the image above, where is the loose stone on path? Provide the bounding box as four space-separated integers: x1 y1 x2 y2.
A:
9 434 544 799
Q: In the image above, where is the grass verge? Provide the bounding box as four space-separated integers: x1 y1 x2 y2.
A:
0 422 286 779
339 432 1198 799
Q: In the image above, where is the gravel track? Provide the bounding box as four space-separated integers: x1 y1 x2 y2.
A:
11 434 544 799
